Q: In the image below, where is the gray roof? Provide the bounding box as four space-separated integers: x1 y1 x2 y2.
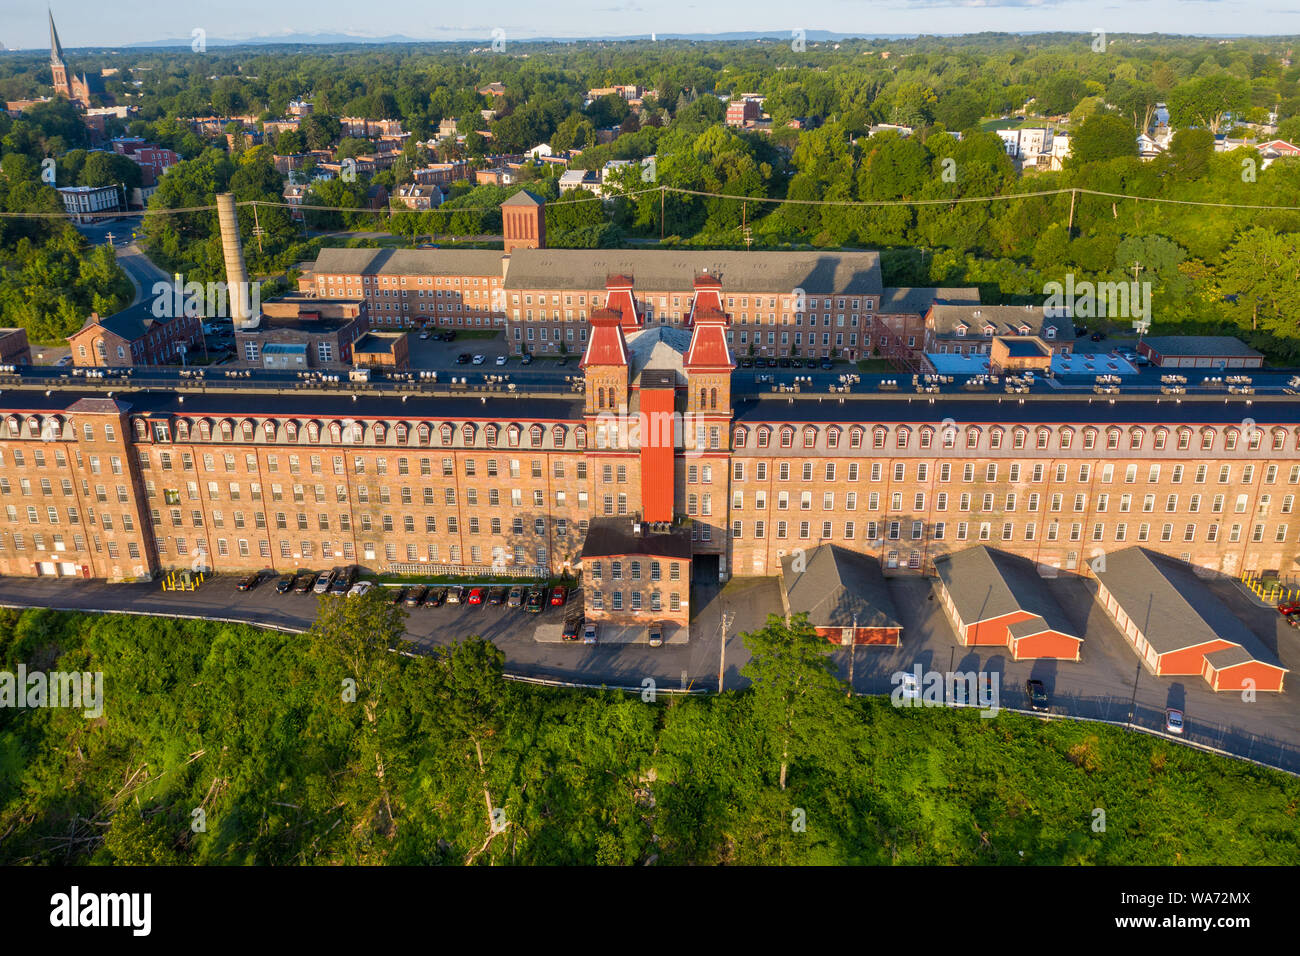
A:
502 189 544 206
878 287 979 315
781 544 902 630
77 301 180 343
626 324 691 385
1140 336 1262 358
928 304 1070 338
933 545 1078 637
503 248 883 294
312 246 503 277
1093 548 1282 667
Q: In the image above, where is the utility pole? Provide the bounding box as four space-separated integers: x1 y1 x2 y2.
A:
1066 188 1076 237
847 615 857 698
251 202 265 254
659 185 665 243
1127 660 1141 731
718 608 734 693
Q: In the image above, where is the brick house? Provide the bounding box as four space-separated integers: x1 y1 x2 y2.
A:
67 304 201 368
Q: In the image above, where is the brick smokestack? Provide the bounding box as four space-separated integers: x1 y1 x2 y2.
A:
215 192 255 328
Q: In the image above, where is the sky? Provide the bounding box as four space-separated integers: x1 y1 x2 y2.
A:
3 0 1298 49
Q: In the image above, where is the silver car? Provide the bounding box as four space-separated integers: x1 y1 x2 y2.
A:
582 622 598 645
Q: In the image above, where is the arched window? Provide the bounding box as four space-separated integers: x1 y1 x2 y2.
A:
133 418 148 440
849 426 864 449
175 420 190 442
395 423 408 444
551 425 566 446
895 426 910 449
733 427 748 448
826 426 840 449
285 421 298 443
802 426 817 449
262 420 277 442
199 420 212 442
461 423 475 445
373 422 387 444
709 387 718 410
575 426 587 449
780 426 795 449
440 423 453 446
330 422 343 443
307 421 321 443
417 423 431 445
530 425 543 447
219 420 234 441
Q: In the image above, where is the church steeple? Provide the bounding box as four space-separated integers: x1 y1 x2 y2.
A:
49 10 66 65
49 10 70 98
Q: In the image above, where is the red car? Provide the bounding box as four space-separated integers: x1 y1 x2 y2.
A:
1278 601 1300 617
549 586 568 607
467 587 484 606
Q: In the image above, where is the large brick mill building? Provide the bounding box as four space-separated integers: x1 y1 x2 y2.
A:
1 193 1299 639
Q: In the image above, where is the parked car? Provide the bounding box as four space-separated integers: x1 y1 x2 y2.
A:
766 357 778 367
388 586 407 605
1025 679 1049 712
557 356 568 366
426 587 447 607
471 354 486 365
507 586 524 608
293 571 318 593
520 353 533 365
487 586 507 605
313 570 334 594
329 566 356 594
648 624 664 648
456 353 471 364
236 572 261 592
467 586 485 605
404 586 428 607
549 586 568 607
790 358 803 368
494 354 507 366
274 573 294 594
445 586 464 605
739 357 754 368
778 357 792 368
562 618 581 641
1287 614 1300 629
899 672 920 702
525 587 545 613
1277 601 1300 617
1090 331 1107 342
582 622 598 645
419 328 431 340
819 359 834 370
1165 708 1185 735
348 581 374 598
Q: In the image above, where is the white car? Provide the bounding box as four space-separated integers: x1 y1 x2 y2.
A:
471 354 486 365
582 622 598 645
347 581 374 598
419 329 431 340
495 354 507 366
899 672 920 702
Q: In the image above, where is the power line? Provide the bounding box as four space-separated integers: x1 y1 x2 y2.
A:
5 183 1300 221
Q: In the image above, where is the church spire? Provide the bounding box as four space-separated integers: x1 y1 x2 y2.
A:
49 10 66 65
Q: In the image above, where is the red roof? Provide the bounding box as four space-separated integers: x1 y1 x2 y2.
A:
580 307 629 367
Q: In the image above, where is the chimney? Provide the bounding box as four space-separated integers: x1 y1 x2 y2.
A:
215 192 256 329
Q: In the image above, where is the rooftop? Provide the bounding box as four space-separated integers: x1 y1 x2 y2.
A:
1140 336 1263 358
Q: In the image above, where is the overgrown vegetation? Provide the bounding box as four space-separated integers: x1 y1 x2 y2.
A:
1 605 1295 865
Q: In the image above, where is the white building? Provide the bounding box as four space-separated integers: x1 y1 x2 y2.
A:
56 185 122 224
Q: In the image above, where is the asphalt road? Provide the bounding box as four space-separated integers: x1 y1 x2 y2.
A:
0 571 1296 771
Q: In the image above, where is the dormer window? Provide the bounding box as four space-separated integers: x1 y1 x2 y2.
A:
1044 326 1056 339
955 326 967 337
983 325 994 337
